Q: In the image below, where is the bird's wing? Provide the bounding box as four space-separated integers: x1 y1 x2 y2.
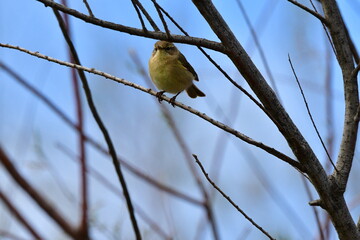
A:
179 52 199 81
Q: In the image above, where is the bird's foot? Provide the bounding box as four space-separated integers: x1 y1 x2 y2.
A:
156 91 165 103
169 92 181 107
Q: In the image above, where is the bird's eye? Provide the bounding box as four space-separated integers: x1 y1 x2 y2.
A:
165 47 172 50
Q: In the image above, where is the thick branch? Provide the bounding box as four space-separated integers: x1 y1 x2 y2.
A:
35 0 226 53
321 1 359 191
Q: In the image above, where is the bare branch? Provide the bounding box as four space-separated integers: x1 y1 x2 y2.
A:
35 0 226 53
193 154 276 240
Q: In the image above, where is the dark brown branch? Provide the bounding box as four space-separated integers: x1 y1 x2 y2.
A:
152 0 171 38
35 0 226 53
0 190 44 240
52 10 141 240
0 147 78 239
133 0 159 31
193 154 276 240
82 0 94 17
130 0 148 31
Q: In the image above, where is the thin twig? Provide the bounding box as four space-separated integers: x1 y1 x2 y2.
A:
82 0 94 17
193 154 276 240
287 0 328 25
152 0 171 38
0 43 300 170
0 147 78 239
133 0 159 31
288 54 337 171
0 190 44 240
0 60 202 207
52 10 141 239
130 0 147 31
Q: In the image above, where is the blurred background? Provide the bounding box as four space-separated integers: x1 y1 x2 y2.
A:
1 0 360 239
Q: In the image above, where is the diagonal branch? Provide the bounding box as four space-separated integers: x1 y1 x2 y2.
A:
191 0 325 186
193 154 275 240
0 43 301 171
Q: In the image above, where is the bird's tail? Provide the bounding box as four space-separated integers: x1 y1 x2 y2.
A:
186 84 205 98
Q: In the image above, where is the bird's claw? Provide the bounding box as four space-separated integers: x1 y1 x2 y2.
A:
156 91 165 103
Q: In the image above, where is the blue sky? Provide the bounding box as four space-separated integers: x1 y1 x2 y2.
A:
1 0 360 239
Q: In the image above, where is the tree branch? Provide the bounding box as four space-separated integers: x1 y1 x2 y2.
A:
35 0 226 53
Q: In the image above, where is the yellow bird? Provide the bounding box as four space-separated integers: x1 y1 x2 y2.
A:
148 41 205 105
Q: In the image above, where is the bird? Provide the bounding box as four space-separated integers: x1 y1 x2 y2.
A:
148 40 205 106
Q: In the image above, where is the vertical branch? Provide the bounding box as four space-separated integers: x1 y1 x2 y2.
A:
58 1 88 237
52 10 142 240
